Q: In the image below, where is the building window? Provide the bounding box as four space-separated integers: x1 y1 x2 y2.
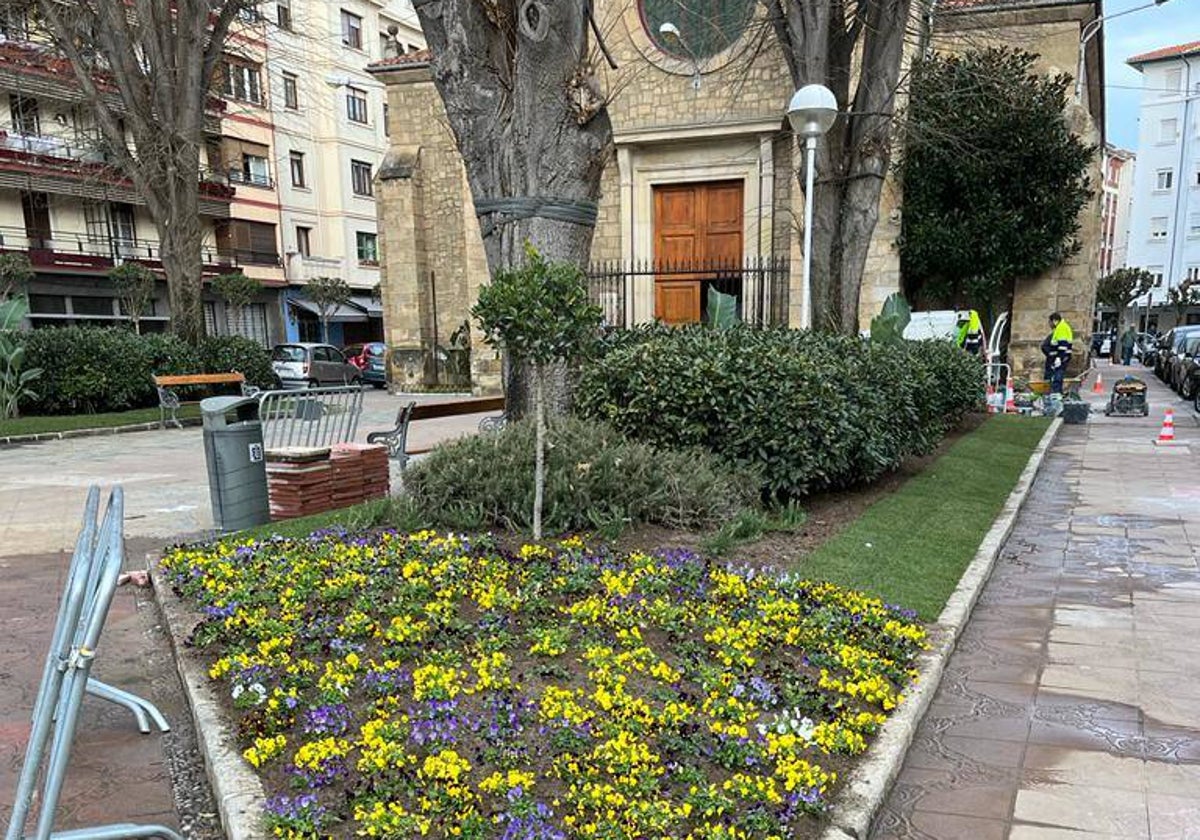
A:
341 10 363 49
383 103 390 137
283 72 299 109
640 0 754 61
223 61 263 105
1188 265 1200 283
356 231 378 265
217 219 279 265
1159 118 1178 143
1164 68 1182 95
276 0 292 30
296 225 312 257
351 159 373 196
239 154 271 187
346 86 369 123
10 94 39 135
237 4 261 21
289 151 306 188
1150 267 1165 287
1190 213 1200 238
0 7 30 40
1150 216 1169 240
1156 169 1174 191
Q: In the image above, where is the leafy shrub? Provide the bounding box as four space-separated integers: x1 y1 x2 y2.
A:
404 415 759 534
575 325 983 498
201 335 277 388
18 327 275 414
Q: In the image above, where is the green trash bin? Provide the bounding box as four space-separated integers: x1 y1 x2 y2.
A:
201 395 270 531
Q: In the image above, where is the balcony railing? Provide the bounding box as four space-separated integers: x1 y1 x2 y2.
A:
0 225 233 272
226 169 274 189
0 128 108 163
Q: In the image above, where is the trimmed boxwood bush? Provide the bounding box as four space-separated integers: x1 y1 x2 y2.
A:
18 327 275 415
404 415 760 534
574 325 983 498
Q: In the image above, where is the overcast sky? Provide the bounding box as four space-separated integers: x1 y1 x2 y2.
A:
1104 0 1200 149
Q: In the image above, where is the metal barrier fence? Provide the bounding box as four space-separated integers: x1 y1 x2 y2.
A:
257 385 364 450
4 487 183 840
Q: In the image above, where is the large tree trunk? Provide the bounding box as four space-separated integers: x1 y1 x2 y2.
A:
771 0 913 333
413 0 613 417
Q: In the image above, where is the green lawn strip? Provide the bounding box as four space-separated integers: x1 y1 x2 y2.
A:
799 415 1052 621
0 404 202 436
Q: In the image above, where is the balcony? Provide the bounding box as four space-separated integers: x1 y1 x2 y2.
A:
0 225 234 275
0 127 235 214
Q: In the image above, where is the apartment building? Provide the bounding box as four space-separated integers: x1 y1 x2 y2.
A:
266 0 423 346
1099 144 1135 276
1126 40 1200 327
0 15 236 333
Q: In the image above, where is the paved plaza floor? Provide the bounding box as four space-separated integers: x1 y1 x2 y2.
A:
872 365 1200 839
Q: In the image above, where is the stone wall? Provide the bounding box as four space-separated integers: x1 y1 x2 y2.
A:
373 64 500 394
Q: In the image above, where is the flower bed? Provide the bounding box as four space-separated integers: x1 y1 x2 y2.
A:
162 531 927 839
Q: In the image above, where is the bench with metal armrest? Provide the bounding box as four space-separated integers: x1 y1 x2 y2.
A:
152 372 259 429
367 396 506 469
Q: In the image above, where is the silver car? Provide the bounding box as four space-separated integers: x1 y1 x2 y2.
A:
271 343 362 389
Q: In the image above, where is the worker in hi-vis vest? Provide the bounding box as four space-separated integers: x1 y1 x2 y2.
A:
956 310 984 356
1041 312 1074 394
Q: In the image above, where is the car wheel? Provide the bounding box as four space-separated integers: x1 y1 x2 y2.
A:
351 377 363 388
307 379 319 389
372 382 386 390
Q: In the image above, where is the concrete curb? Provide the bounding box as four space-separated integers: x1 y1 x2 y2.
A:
820 417 1063 840
0 417 201 447
149 556 267 840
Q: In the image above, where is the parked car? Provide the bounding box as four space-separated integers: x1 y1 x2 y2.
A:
1159 326 1200 391
271 343 362 389
343 342 389 389
1172 335 1200 400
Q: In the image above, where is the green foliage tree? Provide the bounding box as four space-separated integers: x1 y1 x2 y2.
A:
1165 280 1200 325
109 262 157 335
1095 267 1154 334
304 276 352 344
212 271 263 336
0 253 35 301
869 292 912 345
0 297 42 419
899 48 1094 307
472 244 602 539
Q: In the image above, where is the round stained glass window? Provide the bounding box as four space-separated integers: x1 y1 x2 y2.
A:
640 0 755 61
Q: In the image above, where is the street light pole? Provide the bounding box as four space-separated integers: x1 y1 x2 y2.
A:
787 85 839 329
1075 0 1172 103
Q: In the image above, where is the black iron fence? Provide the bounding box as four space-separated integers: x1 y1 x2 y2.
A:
586 256 790 328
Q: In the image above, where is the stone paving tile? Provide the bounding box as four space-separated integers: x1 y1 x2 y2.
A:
870 367 1200 840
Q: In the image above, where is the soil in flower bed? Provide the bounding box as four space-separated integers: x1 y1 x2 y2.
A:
162 531 926 839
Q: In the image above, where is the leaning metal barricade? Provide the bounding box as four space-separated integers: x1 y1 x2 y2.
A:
4 487 183 840
257 385 364 450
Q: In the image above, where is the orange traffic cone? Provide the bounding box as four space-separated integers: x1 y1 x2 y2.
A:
1093 370 1104 394
1004 376 1017 413
1154 408 1183 446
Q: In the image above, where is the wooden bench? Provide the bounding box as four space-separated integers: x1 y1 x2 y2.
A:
153 372 257 429
366 396 506 469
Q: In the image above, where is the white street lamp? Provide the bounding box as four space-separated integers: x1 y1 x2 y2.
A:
659 22 702 91
1076 0 1172 102
787 84 839 329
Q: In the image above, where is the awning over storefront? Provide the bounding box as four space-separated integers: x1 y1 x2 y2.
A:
350 294 384 318
288 298 368 323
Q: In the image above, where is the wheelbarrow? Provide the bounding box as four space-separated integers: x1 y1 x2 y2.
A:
1104 376 1149 417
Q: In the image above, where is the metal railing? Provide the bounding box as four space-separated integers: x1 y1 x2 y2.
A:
4 486 183 840
0 225 230 267
258 385 364 450
586 256 791 328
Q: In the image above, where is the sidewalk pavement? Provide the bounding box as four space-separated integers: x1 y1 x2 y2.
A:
0 389 495 555
871 363 1200 839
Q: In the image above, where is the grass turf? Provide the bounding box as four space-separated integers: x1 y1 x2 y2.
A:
797 415 1052 621
0 404 202 436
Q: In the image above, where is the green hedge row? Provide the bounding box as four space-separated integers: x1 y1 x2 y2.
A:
574 325 984 498
18 327 276 415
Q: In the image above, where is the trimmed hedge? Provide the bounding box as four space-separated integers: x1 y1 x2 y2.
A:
18 327 276 415
574 325 983 498
404 415 760 534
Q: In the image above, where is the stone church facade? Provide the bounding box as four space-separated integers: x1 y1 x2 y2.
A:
369 0 1103 393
